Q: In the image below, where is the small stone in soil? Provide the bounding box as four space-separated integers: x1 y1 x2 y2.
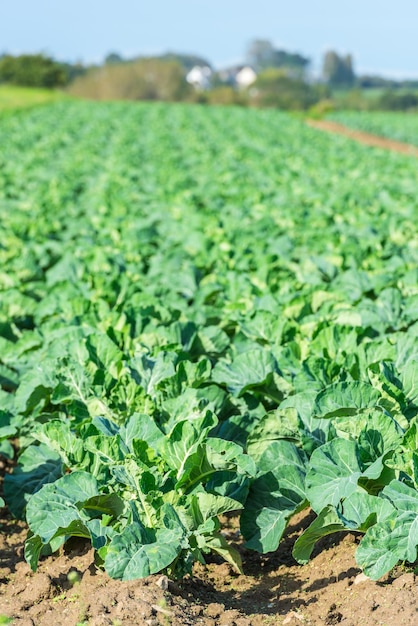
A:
283 611 305 624
155 574 169 590
353 572 370 585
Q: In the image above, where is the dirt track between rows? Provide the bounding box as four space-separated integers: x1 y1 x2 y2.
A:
307 119 418 157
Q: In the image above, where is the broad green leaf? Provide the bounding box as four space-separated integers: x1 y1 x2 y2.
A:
35 421 85 468
4 444 63 519
355 480 418 579
382 479 418 514
401 357 418 411
196 326 230 355
258 440 307 473
333 408 403 446
192 492 243 522
82 493 125 518
0 411 17 440
206 438 256 476
86 332 125 379
212 349 278 396
293 506 345 564
357 410 404 467
241 442 307 552
336 491 395 530
385 423 418 480
246 407 300 460
356 512 418 580
206 471 250 504
86 518 116 549
35 421 109 479
26 471 99 543
313 382 381 419
305 439 362 513
280 390 334 452
129 352 176 397
83 434 126 465
162 412 216 476
120 412 165 452
175 445 213 492
203 533 243 574
104 523 184 580
242 505 290 553
24 533 44 572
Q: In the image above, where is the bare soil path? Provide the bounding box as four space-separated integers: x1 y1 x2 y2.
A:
307 119 418 157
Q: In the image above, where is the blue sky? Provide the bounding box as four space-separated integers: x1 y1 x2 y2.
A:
1 0 417 78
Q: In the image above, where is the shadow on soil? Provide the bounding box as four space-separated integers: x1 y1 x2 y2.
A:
174 509 360 618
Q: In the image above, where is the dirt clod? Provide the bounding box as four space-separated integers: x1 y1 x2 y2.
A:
325 603 343 625
392 572 416 590
205 602 224 618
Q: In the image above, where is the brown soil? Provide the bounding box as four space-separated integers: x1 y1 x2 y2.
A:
307 119 418 157
1 509 418 626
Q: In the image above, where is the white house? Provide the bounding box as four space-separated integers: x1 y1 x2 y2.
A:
217 65 257 89
235 66 257 88
186 66 213 90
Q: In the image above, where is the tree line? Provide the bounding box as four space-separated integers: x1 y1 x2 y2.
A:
1 43 418 111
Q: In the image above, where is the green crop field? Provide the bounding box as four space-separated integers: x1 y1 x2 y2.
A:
0 85 67 113
329 110 418 146
2 101 418 582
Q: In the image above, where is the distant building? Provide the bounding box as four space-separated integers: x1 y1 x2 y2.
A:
235 66 257 88
217 65 257 89
186 65 213 90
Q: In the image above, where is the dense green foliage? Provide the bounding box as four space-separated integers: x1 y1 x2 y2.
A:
376 91 418 111
68 59 191 102
0 54 69 88
246 39 309 75
2 102 418 580
323 51 355 88
252 69 326 110
329 111 418 146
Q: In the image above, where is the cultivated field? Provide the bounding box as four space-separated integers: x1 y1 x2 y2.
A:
0 85 67 113
329 110 418 146
1 102 418 625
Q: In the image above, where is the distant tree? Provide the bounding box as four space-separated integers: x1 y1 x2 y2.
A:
246 39 276 72
157 53 212 73
358 75 398 89
358 75 418 90
250 68 326 110
322 51 355 87
61 61 87 82
67 58 192 102
272 50 310 77
0 54 68 87
377 90 418 110
104 52 124 65
246 39 310 77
